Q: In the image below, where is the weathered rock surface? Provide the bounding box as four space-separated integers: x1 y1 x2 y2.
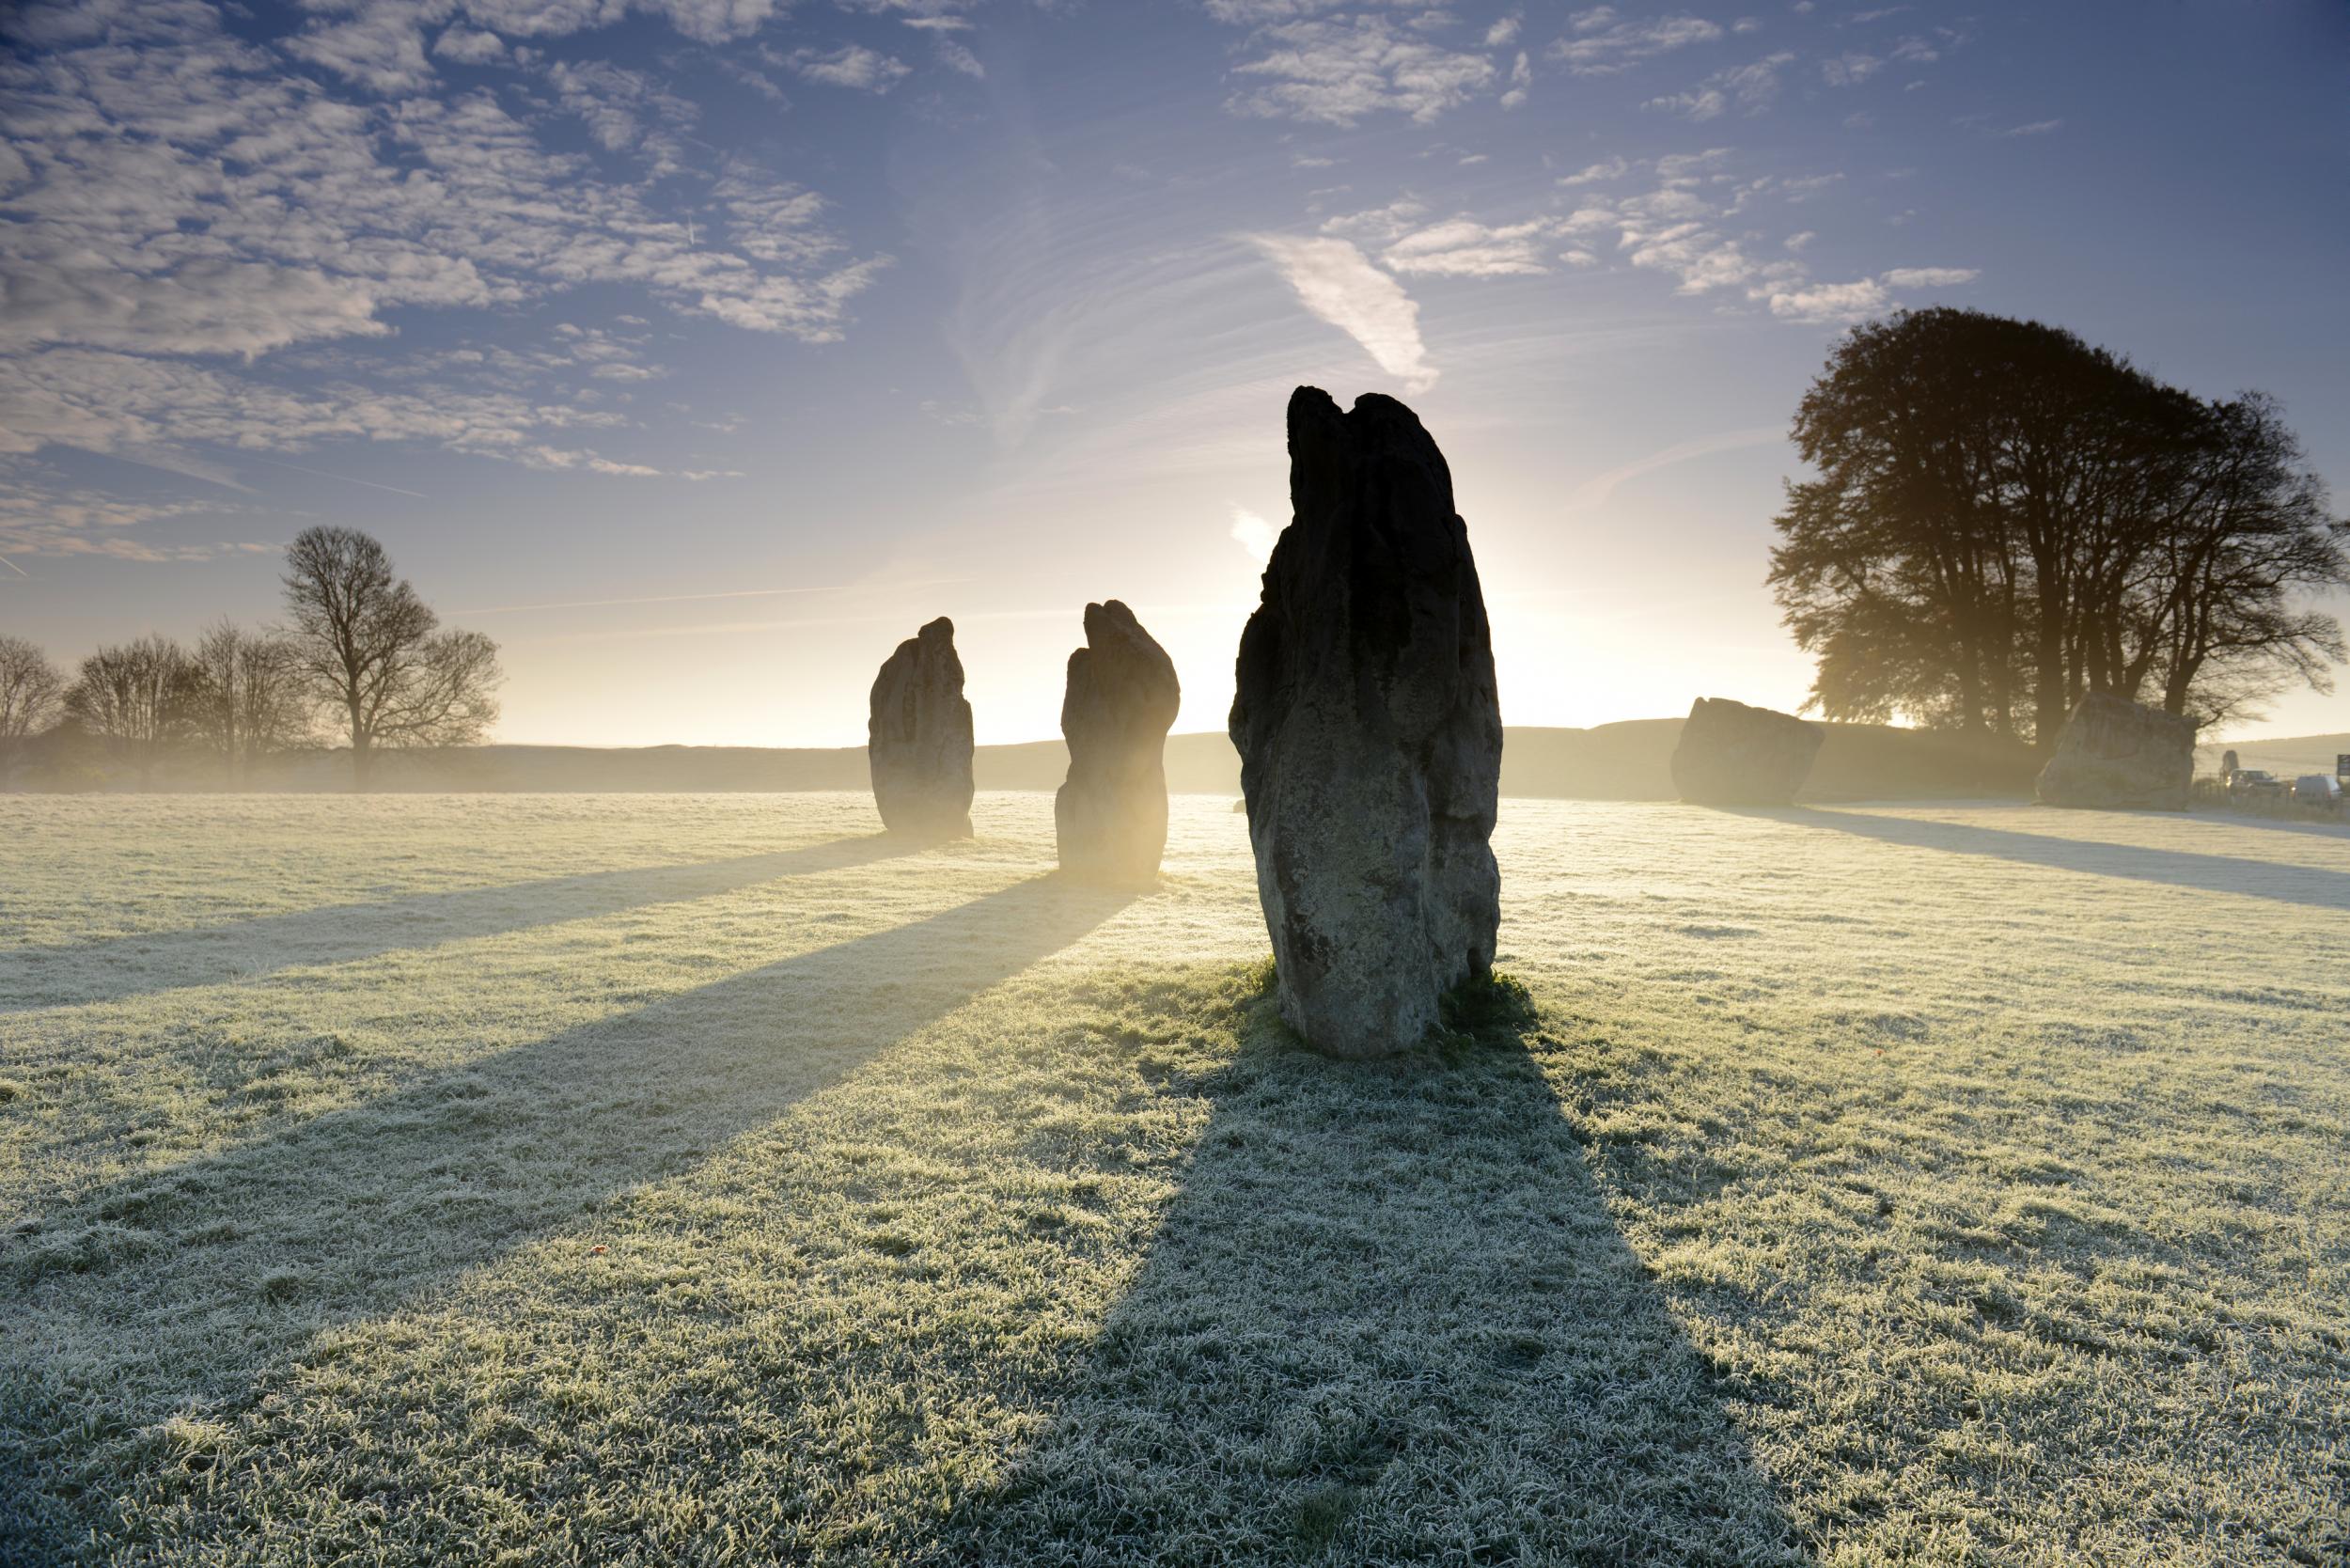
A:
868 617 975 838
2035 692 2197 810
1055 600 1181 882
1229 386 1502 1058
1670 697 1825 806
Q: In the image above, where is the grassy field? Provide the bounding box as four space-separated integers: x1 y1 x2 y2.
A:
3 792 2346 1566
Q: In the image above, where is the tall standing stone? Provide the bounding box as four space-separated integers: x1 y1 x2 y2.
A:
2035 691 2197 810
1229 387 1502 1058
1670 697 1825 806
868 617 975 838
1056 600 1181 882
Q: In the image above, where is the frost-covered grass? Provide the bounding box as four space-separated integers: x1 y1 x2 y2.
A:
2 792 2345 1566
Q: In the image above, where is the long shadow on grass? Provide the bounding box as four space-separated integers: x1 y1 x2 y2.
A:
930 975 1809 1567
0 832 920 1013
0 872 1136 1561
1758 807 2350 912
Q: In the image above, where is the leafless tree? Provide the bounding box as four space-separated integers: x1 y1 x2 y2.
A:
185 621 317 788
281 526 502 791
63 635 194 788
0 634 64 741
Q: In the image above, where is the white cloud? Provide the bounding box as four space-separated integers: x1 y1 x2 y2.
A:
1759 278 1888 322
932 37 983 77
0 0 887 491
1550 9 1724 74
1646 50 1794 119
284 7 438 95
786 43 912 91
1249 234 1436 391
1228 15 1496 124
280 0 788 95
1230 505 1279 564
2000 118 2064 137
0 478 267 561
1820 51 1882 86
1559 156 1630 185
548 58 698 172
1484 15 1520 46
1321 198 1431 244
1381 216 1558 277
1653 147 1734 180
432 25 509 64
1500 48 1529 108
1783 229 1815 251
1880 266 1978 287
1203 0 1349 20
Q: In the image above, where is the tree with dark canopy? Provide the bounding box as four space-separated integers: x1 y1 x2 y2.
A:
281 526 502 791
1769 308 2347 746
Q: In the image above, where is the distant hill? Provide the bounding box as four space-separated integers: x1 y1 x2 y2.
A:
2198 732 2350 782
38 716 2037 800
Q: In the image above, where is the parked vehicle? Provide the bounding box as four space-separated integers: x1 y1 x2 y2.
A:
2291 774 2342 808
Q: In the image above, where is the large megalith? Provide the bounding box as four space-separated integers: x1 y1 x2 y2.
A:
2035 692 2197 810
868 616 975 838
1229 386 1502 1058
1056 600 1181 883
1670 697 1825 806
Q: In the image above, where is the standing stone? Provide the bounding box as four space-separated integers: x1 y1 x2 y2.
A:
868 617 975 838
1229 387 1502 1059
1056 601 1181 882
2035 692 2197 810
1670 697 1825 806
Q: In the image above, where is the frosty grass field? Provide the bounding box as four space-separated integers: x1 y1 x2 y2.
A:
2 791 2346 1567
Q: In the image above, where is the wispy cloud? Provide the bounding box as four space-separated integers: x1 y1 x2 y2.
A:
1549 8 1725 74
1999 118 2064 137
1757 278 1888 323
1381 217 1561 277
1249 234 1437 391
1559 157 1631 186
0 0 891 493
1226 14 1496 124
1566 426 1784 510
1645 50 1795 119
783 43 912 92
1880 266 1979 288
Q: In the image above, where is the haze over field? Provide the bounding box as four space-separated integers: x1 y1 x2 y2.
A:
5 1 2347 745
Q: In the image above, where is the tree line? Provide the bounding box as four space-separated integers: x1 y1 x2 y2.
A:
1769 307 2348 747
0 526 501 792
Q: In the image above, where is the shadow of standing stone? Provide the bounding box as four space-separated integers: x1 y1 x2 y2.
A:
1670 697 1825 806
869 616 975 839
1057 600 1181 883
1229 387 1501 1058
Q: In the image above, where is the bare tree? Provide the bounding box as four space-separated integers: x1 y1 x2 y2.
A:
0 634 64 742
63 635 195 788
281 526 502 791
185 621 316 788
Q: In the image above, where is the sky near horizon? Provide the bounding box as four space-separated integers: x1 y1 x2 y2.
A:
4 0 2347 748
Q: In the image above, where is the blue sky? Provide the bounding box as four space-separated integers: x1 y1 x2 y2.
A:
4 0 2346 745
